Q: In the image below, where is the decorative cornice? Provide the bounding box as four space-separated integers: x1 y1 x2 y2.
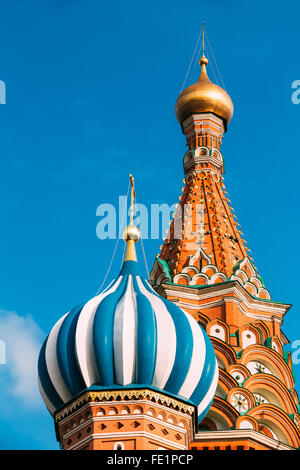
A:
182 113 224 132
158 281 290 320
183 150 223 176
54 388 195 424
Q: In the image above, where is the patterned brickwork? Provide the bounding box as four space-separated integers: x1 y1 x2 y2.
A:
149 103 300 449
55 389 195 450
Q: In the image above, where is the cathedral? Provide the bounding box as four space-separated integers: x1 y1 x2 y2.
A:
37 45 300 450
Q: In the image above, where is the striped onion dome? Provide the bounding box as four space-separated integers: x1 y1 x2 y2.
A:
38 232 218 425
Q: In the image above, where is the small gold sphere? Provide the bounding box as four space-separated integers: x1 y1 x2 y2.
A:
123 225 141 243
200 56 208 66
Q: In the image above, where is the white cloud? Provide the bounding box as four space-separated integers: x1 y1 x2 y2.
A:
0 309 44 407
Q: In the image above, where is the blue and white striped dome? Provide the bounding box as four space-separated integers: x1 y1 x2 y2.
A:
38 259 218 424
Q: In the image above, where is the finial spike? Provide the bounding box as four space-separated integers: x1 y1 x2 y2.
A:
123 174 140 262
202 21 205 57
129 173 136 225
199 21 208 67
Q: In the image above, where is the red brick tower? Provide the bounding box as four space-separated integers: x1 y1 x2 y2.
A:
149 53 300 450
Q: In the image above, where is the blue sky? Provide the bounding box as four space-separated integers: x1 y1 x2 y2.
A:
0 0 300 449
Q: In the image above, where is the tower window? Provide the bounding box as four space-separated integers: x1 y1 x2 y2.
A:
114 442 124 450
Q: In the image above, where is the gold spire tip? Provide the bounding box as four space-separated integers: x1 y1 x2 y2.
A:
199 22 208 66
123 174 140 261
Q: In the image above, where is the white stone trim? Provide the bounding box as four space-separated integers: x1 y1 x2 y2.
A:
193 429 293 450
61 414 189 449
68 431 187 450
173 295 283 324
161 282 289 318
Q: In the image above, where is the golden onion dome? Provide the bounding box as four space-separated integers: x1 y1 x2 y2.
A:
175 55 234 129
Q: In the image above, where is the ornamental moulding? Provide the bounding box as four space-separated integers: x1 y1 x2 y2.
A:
54 388 195 423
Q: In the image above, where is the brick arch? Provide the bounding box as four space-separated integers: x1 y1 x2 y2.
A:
244 281 257 296
207 318 230 343
157 410 167 420
236 415 259 432
192 311 210 330
198 416 217 431
95 407 106 416
108 406 118 415
211 148 222 161
191 273 209 286
167 414 177 425
247 404 300 448
195 146 210 157
259 424 275 438
227 364 251 384
178 419 187 428
291 388 299 405
173 273 190 285
70 419 77 429
239 344 295 389
217 369 239 396
203 396 239 431
62 423 70 434
147 407 157 417
238 323 261 348
120 406 130 415
210 337 236 370
133 406 143 414
243 374 298 414
227 387 256 411
251 320 270 343
209 272 227 285
268 335 283 355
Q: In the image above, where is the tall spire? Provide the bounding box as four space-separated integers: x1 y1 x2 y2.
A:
151 35 268 299
200 23 209 78
202 21 205 57
123 174 140 262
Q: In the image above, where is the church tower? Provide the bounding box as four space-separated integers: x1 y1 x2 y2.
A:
37 33 300 451
149 50 300 450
